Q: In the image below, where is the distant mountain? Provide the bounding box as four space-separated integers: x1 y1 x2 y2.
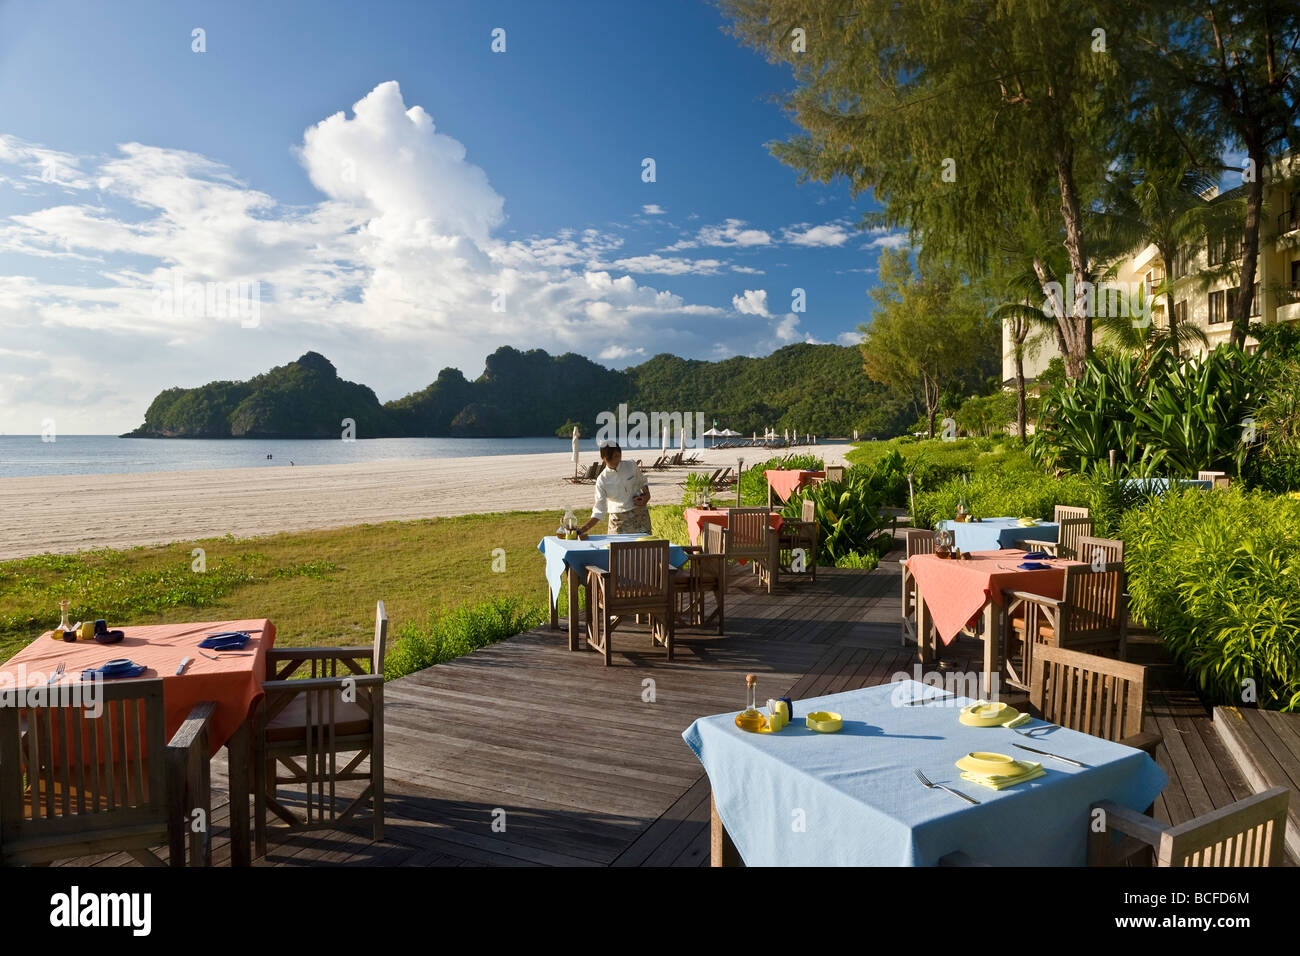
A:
125 343 914 439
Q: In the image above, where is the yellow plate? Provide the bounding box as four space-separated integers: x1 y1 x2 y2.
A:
958 701 1020 727
805 711 843 733
955 751 1019 775
1016 517 1037 527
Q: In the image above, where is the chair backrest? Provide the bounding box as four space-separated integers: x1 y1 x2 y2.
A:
0 678 168 863
1052 505 1093 560
801 498 815 523
373 600 389 676
728 508 773 553
702 522 726 555
608 540 671 602
1159 787 1289 867
1029 644 1146 743
904 528 936 557
1060 563 1126 637
1077 535 1124 568
826 465 845 482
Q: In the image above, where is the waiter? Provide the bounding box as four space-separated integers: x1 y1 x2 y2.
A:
577 442 652 536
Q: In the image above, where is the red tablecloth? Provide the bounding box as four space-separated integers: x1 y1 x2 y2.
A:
765 469 825 502
1 618 274 756
906 551 1082 644
684 508 784 547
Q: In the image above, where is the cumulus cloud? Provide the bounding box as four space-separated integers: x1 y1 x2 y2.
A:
732 289 769 316
783 222 851 247
641 204 666 215
666 218 772 250
837 330 864 346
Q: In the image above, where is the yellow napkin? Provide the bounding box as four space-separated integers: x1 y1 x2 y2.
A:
1001 712 1032 729
959 762 1045 791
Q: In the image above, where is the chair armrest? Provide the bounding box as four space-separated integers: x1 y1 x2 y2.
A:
1003 590 1062 607
166 700 216 753
1089 800 1168 849
165 701 216 868
1119 731 1163 756
266 646 372 661
261 674 385 694
1015 540 1059 555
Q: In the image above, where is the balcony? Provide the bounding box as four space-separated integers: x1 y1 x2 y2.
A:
1279 210 1300 237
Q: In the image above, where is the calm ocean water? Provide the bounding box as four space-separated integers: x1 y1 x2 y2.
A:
0 435 624 479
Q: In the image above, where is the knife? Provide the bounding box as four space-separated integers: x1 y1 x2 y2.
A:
1013 742 1085 767
176 657 193 675
903 691 952 705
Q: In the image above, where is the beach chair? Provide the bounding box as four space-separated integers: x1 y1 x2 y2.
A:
1016 505 1092 559
777 497 818 583
586 540 674 664
254 601 387 854
675 530 726 633
1089 788 1290 867
0 678 214 866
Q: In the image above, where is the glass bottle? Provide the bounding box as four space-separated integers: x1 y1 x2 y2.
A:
562 508 577 539
55 599 72 639
735 673 768 731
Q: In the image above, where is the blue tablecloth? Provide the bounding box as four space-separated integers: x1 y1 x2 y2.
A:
936 517 1058 552
682 680 1167 866
1122 478 1212 493
537 534 689 605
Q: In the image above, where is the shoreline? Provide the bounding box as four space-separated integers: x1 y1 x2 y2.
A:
0 444 852 560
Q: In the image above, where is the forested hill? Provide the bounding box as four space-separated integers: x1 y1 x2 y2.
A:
125 344 915 439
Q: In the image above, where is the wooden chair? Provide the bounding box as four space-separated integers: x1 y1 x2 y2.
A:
1076 535 1124 567
254 601 387 856
777 498 819 583
675 531 726 633
1003 562 1128 688
1027 645 1161 755
1089 787 1290 866
1017 505 1092 559
900 529 936 649
1198 470 1231 489
714 507 780 593
0 678 214 866
586 540 674 665
825 465 845 483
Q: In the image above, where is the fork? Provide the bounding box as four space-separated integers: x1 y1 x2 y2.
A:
46 661 65 685
199 650 252 660
913 768 979 805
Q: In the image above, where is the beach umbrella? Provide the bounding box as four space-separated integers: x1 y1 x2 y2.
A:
794 429 799 445
702 426 721 448
784 429 789 442
571 426 580 478
661 425 668 453
680 429 686 453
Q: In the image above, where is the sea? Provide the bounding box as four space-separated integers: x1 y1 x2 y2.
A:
0 435 621 479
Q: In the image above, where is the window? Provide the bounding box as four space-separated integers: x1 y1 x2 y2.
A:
1208 233 1243 267
1172 246 1191 279
1208 290 1227 324
1250 282 1260 317
1174 299 1188 328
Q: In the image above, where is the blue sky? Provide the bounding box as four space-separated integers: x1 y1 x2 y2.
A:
0 0 900 432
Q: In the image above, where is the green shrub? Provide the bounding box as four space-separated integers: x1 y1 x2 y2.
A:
1120 488 1300 712
785 473 895 563
737 454 824 506
386 596 545 680
911 471 1094 529
834 551 881 570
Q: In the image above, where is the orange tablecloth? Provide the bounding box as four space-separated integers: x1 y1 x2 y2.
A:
906 551 1082 644
765 469 825 503
1 618 273 756
683 507 784 547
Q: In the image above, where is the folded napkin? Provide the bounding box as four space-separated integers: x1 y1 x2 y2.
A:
960 761 1045 791
1022 550 1049 560
199 631 250 649
1017 561 1049 570
81 661 148 680
1001 712 1032 729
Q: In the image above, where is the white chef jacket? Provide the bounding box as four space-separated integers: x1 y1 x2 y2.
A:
591 459 647 521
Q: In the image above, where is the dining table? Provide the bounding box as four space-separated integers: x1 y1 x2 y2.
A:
0 618 274 865
764 469 825 507
684 680 1168 866
683 507 784 547
935 516 1059 552
538 534 689 650
906 549 1083 693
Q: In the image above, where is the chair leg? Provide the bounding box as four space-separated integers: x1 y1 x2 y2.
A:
252 713 267 859
601 593 612 666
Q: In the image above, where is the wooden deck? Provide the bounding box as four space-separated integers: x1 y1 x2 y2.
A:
56 551 1295 867
1212 705 1300 861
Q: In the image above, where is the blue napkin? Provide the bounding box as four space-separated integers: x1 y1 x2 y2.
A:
81 662 147 680
199 631 250 649
1022 550 1049 560
1018 561 1049 570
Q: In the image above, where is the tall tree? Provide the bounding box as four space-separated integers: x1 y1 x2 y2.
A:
859 250 991 437
1132 2 1300 348
720 0 1133 380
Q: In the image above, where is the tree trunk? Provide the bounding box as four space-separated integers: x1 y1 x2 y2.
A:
1157 241 1179 358
1055 142 1092 379
1231 138 1264 349
923 370 938 438
1015 350 1027 441
1033 256 1081 382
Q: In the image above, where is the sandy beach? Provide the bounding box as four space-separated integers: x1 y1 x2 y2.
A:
0 444 853 560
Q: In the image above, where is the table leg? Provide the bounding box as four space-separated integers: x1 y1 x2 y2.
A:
915 581 931 666
710 792 742 867
981 603 1000 699
549 585 559 631
227 718 251 867
567 567 580 652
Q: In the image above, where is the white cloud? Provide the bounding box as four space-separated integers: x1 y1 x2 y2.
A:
837 330 864 346
602 254 724 276
599 344 647 361
667 218 772 251
784 222 851 247
862 227 911 250
732 289 769 316
641 204 666 215
731 265 765 275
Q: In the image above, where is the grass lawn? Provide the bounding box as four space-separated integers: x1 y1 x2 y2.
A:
0 506 694 666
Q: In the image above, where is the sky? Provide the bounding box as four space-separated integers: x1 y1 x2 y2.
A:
0 0 902 434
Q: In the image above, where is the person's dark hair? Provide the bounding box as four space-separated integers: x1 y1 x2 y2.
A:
598 443 621 464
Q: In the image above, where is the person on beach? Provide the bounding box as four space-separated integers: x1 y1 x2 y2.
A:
577 442 651 536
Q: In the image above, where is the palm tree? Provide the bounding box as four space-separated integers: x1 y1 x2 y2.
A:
1093 285 1209 369
992 298 1053 440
